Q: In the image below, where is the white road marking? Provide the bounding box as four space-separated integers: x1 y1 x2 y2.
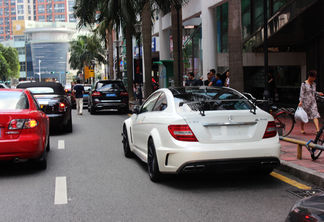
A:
58 140 65 150
54 177 68 205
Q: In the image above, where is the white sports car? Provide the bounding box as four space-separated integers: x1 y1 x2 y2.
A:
122 87 280 182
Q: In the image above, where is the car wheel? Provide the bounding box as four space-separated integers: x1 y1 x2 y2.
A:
90 106 96 115
33 150 47 170
46 136 50 152
122 126 133 158
147 139 162 182
65 115 73 133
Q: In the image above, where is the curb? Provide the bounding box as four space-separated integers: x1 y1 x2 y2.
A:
278 160 324 188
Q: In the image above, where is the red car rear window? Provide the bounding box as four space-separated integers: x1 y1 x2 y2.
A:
0 91 29 110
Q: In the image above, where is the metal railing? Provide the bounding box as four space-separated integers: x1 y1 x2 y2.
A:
280 136 324 160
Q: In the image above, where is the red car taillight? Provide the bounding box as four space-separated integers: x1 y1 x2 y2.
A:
263 121 277 139
9 119 38 130
120 92 128 97
92 91 101 97
168 125 198 142
59 102 65 112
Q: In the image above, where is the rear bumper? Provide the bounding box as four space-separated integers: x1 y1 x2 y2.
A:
0 135 43 160
47 113 68 127
155 140 281 173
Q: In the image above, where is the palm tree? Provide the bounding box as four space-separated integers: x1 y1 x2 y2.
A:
69 35 106 81
228 0 244 91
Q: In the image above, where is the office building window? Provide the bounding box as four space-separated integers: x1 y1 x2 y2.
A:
38 4 45 13
38 0 44 3
38 15 45 21
17 47 25 55
17 4 24 14
18 15 24 20
46 15 52 21
20 62 26 72
54 3 65 13
69 14 76 22
68 0 74 12
55 14 65 22
46 4 52 13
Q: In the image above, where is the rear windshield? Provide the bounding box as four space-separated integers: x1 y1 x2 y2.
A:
170 87 252 111
0 91 29 110
96 82 125 92
27 87 55 94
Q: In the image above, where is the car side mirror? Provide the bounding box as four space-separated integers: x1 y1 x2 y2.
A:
132 105 140 114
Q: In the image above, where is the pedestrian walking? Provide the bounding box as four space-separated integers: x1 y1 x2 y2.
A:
73 79 85 115
299 70 324 134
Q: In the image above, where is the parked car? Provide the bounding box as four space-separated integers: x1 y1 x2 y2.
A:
122 86 280 182
286 192 324 222
64 83 76 108
88 80 129 114
0 83 9 89
83 84 92 107
0 89 50 169
16 82 72 132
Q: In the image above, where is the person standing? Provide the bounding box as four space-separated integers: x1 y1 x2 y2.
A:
208 73 223 87
224 71 230 87
185 72 202 86
299 70 324 134
73 79 85 115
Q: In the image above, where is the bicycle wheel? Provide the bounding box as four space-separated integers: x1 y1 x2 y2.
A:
312 129 324 160
275 112 295 137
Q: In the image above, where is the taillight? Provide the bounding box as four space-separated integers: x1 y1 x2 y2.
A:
9 119 38 130
59 102 65 112
92 91 101 97
168 125 198 142
120 92 128 97
263 121 277 139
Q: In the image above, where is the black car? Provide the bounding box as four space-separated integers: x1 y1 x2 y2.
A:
17 82 72 132
83 84 92 107
286 192 324 222
88 80 129 114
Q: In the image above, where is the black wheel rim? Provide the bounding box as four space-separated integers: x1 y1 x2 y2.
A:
148 143 154 177
122 128 128 152
312 138 324 160
275 113 294 137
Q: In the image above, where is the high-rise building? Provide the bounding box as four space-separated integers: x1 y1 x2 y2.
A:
0 0 76 41
35 0 75 23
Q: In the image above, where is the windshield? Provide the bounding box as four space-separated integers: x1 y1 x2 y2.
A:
27 87 55 94
170 87 252 111
96 82 125 92
0 91 29 110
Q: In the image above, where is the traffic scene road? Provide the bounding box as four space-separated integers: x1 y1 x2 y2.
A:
0 109 314 222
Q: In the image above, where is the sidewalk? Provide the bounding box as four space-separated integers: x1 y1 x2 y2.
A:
279 121 324 187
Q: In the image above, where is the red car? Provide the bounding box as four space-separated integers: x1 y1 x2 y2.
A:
0 89 50 169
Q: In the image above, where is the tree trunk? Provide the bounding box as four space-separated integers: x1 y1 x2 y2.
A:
228 0 244 92
126 25 135 101
141 1 153 98
171 4 183 87
107 29 114 80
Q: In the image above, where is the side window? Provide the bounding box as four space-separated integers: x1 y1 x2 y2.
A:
153 93 168 111
140 92 161 113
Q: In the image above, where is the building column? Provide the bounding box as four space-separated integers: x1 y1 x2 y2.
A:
201 2 217 79
159 12 171 60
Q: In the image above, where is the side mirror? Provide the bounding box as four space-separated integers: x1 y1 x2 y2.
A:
132 105 140 114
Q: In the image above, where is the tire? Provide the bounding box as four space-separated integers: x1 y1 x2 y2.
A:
122 126 133 158
147 139 162 182
46 136 50 152
65 115 73 133
90 106 96 115
275 112 295 137
312 129 324 160
33 150 47 170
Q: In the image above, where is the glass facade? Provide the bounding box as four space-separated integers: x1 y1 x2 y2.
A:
216 3 228 53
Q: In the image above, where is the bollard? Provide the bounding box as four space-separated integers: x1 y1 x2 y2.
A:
297 144 302 160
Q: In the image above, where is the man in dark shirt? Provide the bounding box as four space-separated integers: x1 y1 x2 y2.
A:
73 79 85 115
185 72 202 86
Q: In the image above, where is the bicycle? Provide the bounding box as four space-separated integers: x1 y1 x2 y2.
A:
243 93 295 137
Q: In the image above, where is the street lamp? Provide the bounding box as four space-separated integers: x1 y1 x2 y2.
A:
38 59 42 82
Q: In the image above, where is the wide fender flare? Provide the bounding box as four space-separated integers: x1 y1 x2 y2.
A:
149 128 162 159
123 118 133 148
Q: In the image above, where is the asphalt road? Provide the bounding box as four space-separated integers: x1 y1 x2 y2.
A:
0 109 310 222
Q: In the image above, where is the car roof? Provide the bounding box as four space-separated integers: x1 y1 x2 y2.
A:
16 82 65 94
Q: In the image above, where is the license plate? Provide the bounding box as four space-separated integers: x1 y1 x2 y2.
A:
106 93 116 97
